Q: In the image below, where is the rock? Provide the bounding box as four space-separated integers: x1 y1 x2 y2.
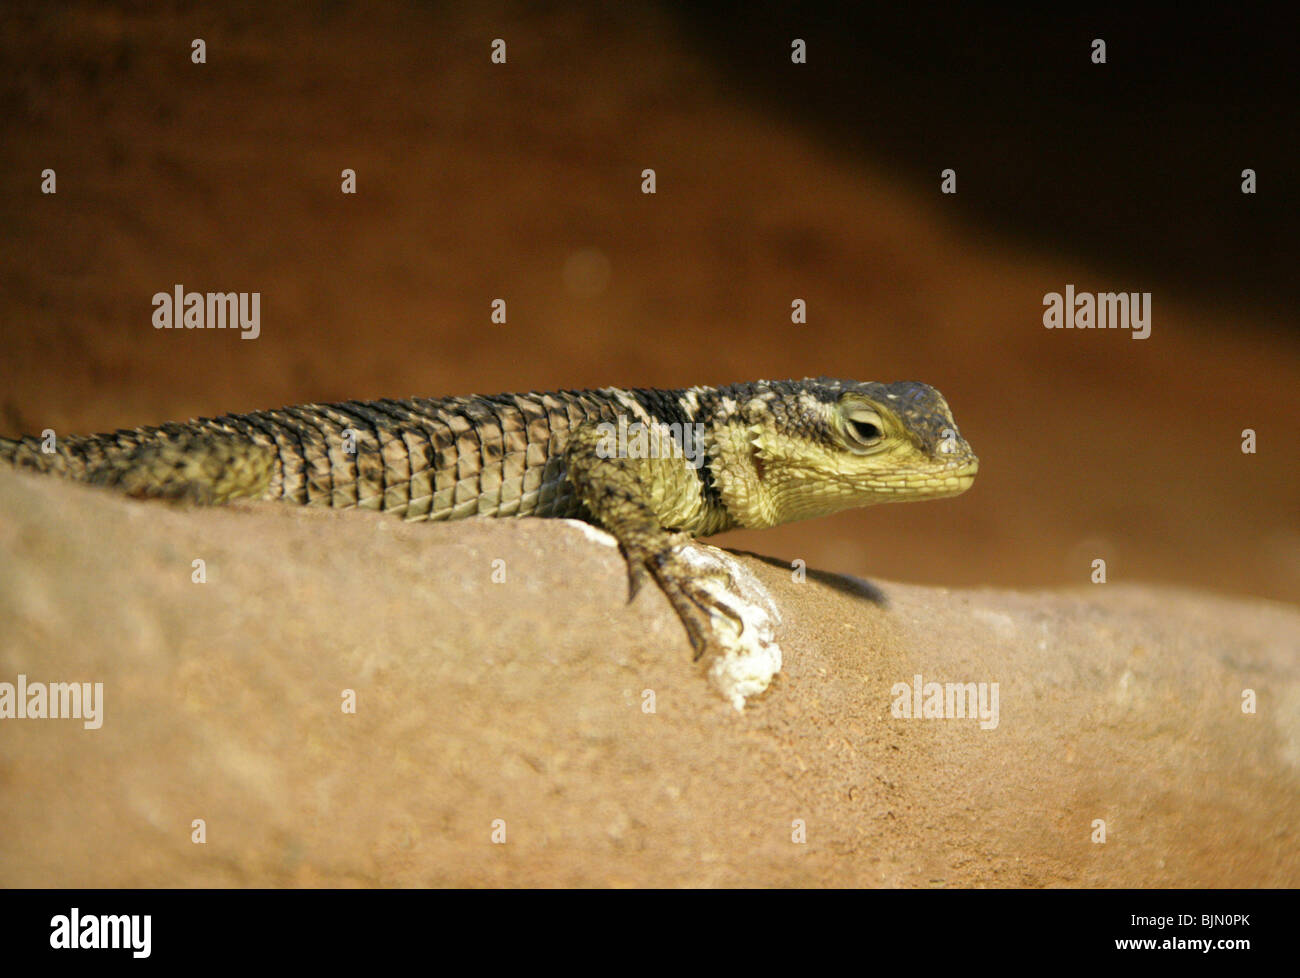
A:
1 470 1296 886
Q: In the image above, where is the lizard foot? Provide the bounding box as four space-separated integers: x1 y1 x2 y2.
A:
644 543 747 660
643 542 785 710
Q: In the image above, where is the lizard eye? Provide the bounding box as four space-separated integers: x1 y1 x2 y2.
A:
842 407 885 449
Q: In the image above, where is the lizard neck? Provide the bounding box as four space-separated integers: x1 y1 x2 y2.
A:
705 420 782 530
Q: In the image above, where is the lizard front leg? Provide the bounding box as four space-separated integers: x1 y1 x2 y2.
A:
563 423 741 660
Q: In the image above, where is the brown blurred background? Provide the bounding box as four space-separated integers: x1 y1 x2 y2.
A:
1 1 1297 603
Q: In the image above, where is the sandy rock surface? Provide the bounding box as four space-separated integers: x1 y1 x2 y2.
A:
2 471 1295 887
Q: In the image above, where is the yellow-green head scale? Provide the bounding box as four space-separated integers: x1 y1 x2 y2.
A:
696 378 978 530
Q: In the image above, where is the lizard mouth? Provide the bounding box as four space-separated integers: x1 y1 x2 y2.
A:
859 456 979 499
931 456 979 493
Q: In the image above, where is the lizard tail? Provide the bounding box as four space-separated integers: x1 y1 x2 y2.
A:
1 429 274 504
0 433 73 475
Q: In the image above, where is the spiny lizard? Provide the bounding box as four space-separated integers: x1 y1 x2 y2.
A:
1 378 978 661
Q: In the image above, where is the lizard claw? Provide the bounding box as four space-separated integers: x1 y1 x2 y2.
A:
646 546 747 661
624 549 651 602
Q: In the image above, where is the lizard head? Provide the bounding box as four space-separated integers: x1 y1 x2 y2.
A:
716 378 979 527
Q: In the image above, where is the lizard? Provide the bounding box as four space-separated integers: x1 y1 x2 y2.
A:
0 378 978 662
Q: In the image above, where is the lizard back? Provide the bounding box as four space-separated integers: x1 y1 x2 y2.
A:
0 386 712 523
